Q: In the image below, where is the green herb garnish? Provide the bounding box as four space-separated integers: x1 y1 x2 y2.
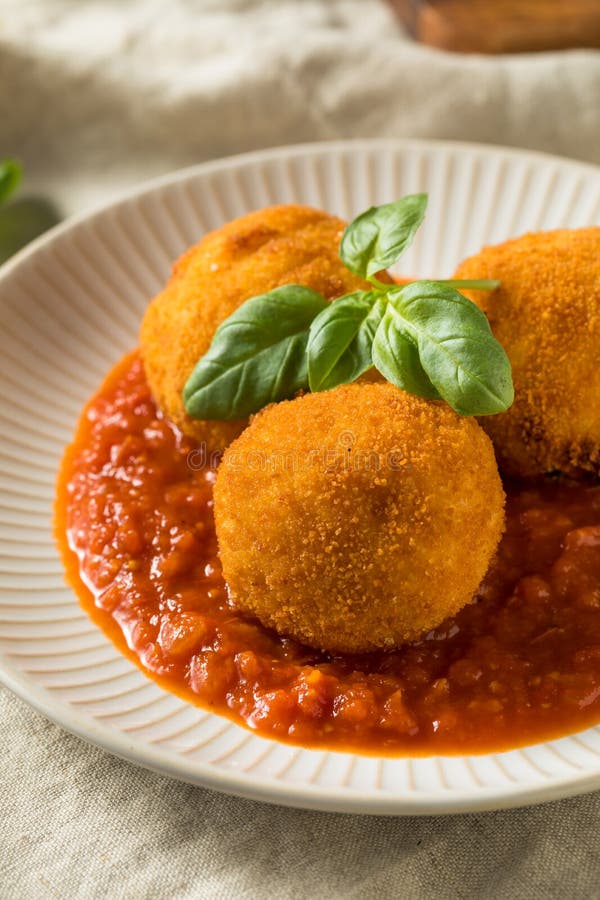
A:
340 195 427 282
183 285 328 420
184 195 513 419
0 158 61 265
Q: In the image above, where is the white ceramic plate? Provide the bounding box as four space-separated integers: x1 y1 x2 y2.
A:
2 139 600 815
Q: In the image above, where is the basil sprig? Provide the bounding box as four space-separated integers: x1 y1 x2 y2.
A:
183 195 513 420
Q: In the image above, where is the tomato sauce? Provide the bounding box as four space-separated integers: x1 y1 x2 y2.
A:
55 352 600 755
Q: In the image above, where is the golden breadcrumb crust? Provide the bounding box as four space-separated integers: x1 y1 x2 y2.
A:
140 205 372 452
454 228 600 478
214 383 505 653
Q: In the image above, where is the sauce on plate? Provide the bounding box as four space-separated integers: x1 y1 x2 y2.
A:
55 352 600 755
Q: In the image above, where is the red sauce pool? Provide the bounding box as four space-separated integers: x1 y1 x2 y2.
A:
55 352 600 755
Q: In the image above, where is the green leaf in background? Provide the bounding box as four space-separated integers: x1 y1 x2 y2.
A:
307 292 386 391
385 282 514 415
183 284 329 420
0 159 61 264
0 159 22 206
0 198 61 265
372 305 442 400
339 194 427 281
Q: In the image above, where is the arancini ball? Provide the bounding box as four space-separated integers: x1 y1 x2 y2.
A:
214 383 505 653
140 205 372 453
454 228 600 478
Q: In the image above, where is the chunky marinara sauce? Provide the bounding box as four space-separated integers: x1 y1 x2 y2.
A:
55 352 600 755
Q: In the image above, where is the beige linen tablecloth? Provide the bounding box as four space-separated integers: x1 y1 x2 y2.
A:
2 2 600 897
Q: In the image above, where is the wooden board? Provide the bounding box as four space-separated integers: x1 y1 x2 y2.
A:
388 0 600 53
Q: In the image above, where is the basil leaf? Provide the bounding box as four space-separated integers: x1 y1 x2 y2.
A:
339 194 427 281
183 285 328 420
434 279 500 291
307 292 386 391
0 197 61 265
0 159 22 206
387 282 514 416
372 306 441 400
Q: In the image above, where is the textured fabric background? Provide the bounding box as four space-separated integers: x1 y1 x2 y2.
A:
1 2 600 897
2 0 600 215
2 692 599 899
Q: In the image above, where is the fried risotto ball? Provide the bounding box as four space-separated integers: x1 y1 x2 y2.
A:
214 383 505 653
140 205 372 453
454 228 600 478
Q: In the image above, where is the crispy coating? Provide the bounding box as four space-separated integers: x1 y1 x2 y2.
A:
214 383 505 653
140 205 371 452
455 228 600 478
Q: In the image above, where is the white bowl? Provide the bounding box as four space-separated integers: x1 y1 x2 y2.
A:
1 139 600 815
